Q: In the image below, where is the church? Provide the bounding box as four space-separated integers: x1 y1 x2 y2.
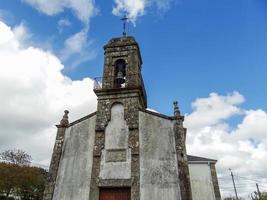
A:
43 35 221 200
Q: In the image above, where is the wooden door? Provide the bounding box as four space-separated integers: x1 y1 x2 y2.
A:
99 188 131 200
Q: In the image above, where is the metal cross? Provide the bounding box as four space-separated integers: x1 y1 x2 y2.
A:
121 15 128 36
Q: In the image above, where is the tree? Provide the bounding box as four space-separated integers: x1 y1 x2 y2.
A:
259 192 267 200
0 150 46 199
250 191 267 200
247 191 267 200
0 163 19 197
0 196 15 200
0 163 47 199
16 166 47 200
0 150 32 166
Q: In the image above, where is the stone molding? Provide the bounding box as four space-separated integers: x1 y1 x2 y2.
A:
43 126 66 200
173 116 193 200
210 163 222 200
98 179 132 187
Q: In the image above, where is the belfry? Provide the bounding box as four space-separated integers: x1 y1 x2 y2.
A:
43 36 221 200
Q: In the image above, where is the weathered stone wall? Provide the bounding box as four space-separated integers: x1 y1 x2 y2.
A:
52 115 96 200
102 37 142 91
90 95 141 200
95 92 141 131
43 110 70 200
189 163 216 200
90 36 145 200
43 126 66 200
210 163 222 200
139 111 182 200
173 117 192 200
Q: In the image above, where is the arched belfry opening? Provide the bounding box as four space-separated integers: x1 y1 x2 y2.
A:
114 59 126 88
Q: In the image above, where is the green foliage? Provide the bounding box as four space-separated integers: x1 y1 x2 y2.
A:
260 193 267 200
0 196 6 200
16 166 47 200
0 196 15 200
0 163 19 197
0 162 47 200
249 191 267 200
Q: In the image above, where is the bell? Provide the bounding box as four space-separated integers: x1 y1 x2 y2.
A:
115 71 125 85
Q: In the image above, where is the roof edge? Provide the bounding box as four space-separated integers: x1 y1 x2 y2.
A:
140 109 173 120
68 112 97 127
140 109 184 121
187 154 217 163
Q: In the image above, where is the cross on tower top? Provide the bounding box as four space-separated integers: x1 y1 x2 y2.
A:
121 15 128 36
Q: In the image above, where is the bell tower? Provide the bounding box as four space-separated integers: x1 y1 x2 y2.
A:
94 36 147 131
94 36 147 110
90 36 146 200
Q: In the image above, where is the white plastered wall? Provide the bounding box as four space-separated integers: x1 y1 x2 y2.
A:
139 111 181 200
189 163 216 200
52 115 96 200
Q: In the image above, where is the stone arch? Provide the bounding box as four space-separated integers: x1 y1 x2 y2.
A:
114 59 127 88
110 103 125 122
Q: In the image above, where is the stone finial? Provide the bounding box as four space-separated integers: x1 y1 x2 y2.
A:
60 110 69 127
173 101 181 116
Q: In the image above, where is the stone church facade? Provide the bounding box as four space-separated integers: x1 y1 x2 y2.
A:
43 36 221 200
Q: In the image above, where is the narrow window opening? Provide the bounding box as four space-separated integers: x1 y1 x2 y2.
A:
114 59 126 88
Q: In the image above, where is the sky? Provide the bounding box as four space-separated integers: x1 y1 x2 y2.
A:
0 0 267 199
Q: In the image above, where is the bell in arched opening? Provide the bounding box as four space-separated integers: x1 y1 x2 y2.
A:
114 59 126 88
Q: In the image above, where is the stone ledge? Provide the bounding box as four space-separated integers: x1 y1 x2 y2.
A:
98 179 132 187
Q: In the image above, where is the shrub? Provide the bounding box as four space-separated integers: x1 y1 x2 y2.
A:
0 195 15 200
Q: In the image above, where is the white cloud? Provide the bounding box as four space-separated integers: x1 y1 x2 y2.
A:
112 0 146 23
60 28 96 69
21 0 97 24
20 0 98 69
58 18 72 33
112 0 174 23
185 92 267 199
234 110 267 144
63 30 88 56
12 22 31 46
185 91 244 130
0 21 97 168
154 0 174 11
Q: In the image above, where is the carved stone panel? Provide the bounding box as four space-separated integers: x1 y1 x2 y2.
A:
106 149 127 162
99 103 131 180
